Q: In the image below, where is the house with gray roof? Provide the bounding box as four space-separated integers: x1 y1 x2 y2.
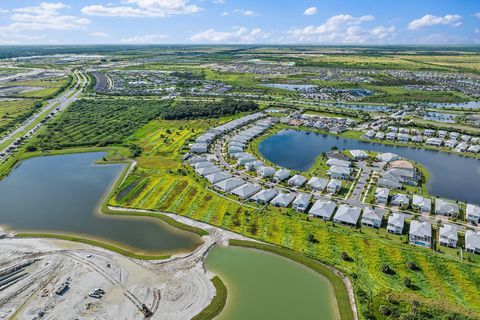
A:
435 199 460 217
375 187 389 203
274 169 291 182
190 143 208 153
439 224 458 248
426 137 443 147
328 166 353 180
270 192 296 207
333 205 361 226
412 195 431 213
204 171 232 184
193 161 214 169
257 166 276 178
376 152 401 163
377 175 402 190
245 160 264 171
326 158 351 167
409 221 432 248
361 207 384 228
288 174 307 187
466 204 480 224
307 177 328 192
188 155 207 164
250 189 278 205
390 194 410 208
465 230 480 254
196 165 222 177
326 179 342 194
231 183 261 199
387 213 404 234
214 178 245 192
309 200 336 220
237 154 256 166
350 149 368 160
292 193 312 212
228 145 243 155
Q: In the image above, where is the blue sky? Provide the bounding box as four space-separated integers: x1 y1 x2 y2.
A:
0 0 479 45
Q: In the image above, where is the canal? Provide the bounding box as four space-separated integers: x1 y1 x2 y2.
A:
0 152 202 254
259 129 480 204
205 245 338 320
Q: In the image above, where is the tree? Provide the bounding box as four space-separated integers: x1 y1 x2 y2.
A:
306 233 318 244
404 276 412 288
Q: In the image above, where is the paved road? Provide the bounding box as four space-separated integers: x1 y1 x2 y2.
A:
0 69 85 159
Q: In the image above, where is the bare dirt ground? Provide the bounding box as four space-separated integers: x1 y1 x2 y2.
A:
0 214 251 320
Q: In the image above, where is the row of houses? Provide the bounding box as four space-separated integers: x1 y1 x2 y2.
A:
280 113 357 134
189 112 266 154
374 187 480 224
364 129 480 153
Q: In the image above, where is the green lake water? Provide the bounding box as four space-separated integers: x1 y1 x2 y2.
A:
205 246 339 320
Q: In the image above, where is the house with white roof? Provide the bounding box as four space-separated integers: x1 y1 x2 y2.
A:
307 177 328 192
326 179 342 194
193 161 214 169
288 174 307 187
270 193 296 207
273 169 291 182
292 193 312 212
187 155 206 164
439 224 458 248
214 178 245 192
231 183 261 199
190 143 208 153
204 171 232 184
361 207 384 228
390 194 410 208
326 158 351 167
350 149 368 160
387 213 404 234
196 165 222 177
257 166 276 178
466 204 480 224
376 152 401 163
435 199 460 217
412 195 431 213
309 200 336 220
465 230 480 254
409 221 432 248
228 145 243 155
333 205 361 226
426 137 442 147
237 154 256 166
375 187 389 203
250 189 278 205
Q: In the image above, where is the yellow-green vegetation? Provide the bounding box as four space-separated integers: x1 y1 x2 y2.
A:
15 233 170 260
0 99 41 135
229 239 354 320
110 117 480 320
192 276 228 320
6 77 71 99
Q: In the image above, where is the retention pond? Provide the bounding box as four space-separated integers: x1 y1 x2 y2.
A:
0 152 202 254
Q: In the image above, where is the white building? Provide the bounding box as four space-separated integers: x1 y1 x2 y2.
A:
439 224 458 248
309 200 336 220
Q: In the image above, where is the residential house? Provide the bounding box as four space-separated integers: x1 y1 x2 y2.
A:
288 174 307 187
274 169 291 182
361 207 385 228
375 132 385 140
326 179 342 194
204 171 232 184
326 158 351 167
376 152 401 163
467 145 480 153
454 142 469 152
466 204 480 224
409 221 432 248
190 143 208 153
245 160 263 171
375 187 389 203
328 166 353 180
390 194 410 207
439 224 458 248
214 178 245 192
231 183 261 199
426 137 442 147
237 154 256 166
412 195 431 213
465 231 480 254
435 199 460 217
444 139 457 149
350 149 368 160
309 200 336 220
250 189 278 205
411 135 423 143
387 213 405 234
333 205 361 226
196 165 222 177
270 193 296 207
386 132 397 140
257 166 276 178
307 177 328 192
424 129 435 137
292 193 312 212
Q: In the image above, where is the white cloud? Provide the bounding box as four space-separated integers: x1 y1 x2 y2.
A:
475 28 480 34
82 0 203 18
191 27 268 43
121 34 169 43
289 14 390 43
475 12 480 18
0 2 89 32
407 14 462 30
221 9 257 16
304 7 318 16
91 32 108 37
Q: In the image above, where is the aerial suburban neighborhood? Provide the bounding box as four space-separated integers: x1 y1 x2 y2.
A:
0 1 480 320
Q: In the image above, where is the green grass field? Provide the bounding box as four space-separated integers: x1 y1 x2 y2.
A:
0 99 40 135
